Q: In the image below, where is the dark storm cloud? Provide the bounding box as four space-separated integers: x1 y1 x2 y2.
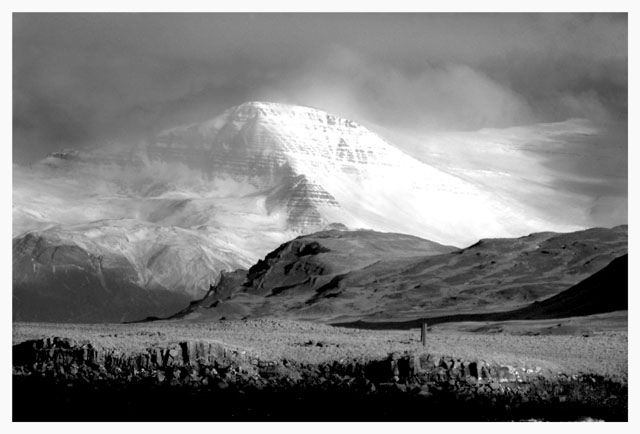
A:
13 13 627 163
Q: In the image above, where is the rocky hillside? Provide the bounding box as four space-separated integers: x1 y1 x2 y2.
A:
171 225 627 323
502 253 627 320
337 253 628 330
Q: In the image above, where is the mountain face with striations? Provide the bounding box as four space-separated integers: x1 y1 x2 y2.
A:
148 101 580 242
12 101 594 323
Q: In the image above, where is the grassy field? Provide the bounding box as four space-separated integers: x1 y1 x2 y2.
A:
13 312 628 380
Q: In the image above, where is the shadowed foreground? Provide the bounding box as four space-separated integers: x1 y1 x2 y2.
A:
13 374 626 422
12 318 627 422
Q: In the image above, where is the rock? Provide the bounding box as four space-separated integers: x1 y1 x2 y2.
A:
461 361 471 378
366 381 376 393
436 367 448 381
480 365 491 380
419 354 436 371
407 355 420 375
254 382 266 392
214 379 229 390
169 348 181 362
498 366 517 383
390 362 400 378
418 386 432 398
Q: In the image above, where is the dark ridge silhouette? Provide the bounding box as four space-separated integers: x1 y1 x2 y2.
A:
333 254 628 330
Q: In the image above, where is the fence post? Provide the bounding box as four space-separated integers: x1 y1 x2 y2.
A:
421 321 428 346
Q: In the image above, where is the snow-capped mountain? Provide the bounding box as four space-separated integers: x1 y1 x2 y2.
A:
12 101 591 322
13 219 256 322
147 101 581 243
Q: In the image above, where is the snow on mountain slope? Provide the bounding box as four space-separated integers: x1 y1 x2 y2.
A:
149 101 581 245
14 102 594 244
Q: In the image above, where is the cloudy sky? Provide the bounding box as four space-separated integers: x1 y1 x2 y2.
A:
13 13 627 165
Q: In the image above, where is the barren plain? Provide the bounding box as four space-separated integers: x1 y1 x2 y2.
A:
13 313 627 379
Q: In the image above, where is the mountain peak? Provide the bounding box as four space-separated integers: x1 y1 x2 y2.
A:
234 100 293 110
221 101 363 130
147 100 565 245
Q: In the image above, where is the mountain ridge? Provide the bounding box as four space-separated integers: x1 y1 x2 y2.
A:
170 225 627 323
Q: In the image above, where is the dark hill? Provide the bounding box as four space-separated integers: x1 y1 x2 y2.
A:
509 254 627 320
169 226 627 323
335 254 628 330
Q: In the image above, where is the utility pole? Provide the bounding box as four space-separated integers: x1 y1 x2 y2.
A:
421 321 428 346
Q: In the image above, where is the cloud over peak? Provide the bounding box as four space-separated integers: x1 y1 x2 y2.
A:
13 13 627 164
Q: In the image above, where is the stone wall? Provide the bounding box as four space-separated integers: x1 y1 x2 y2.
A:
12 337 627 421
11 336 584 390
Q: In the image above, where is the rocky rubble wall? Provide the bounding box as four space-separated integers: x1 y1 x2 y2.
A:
13 337 543 384
12 337 619 390
12 337 628 421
